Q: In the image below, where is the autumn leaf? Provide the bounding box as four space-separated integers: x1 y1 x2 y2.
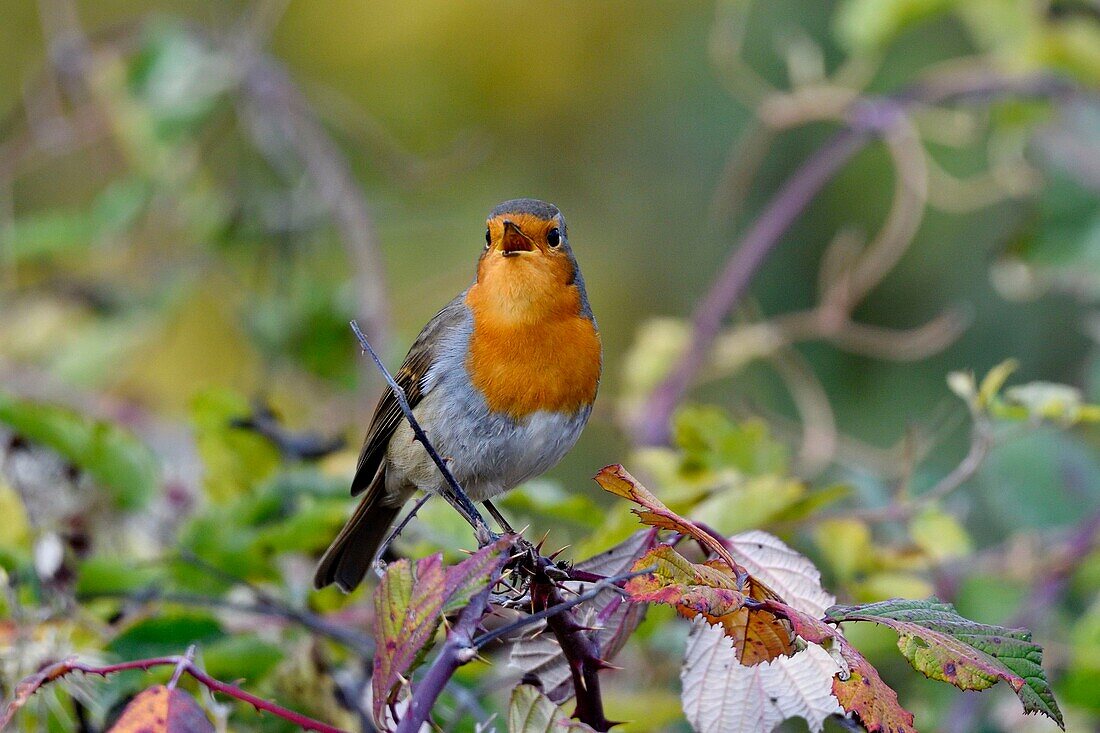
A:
780 606 916 733
372 538 509 729
108 685 214 733
597 466 795 664
594 464 741 573
827 598 1064 729
680 531 842 732
626 544 794 664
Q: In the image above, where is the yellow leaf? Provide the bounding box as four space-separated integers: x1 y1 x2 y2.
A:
814 519 873 583
0 482 30 552
855 572 934 603
978 359 1019 408
910 507 972 562
108 685 213 733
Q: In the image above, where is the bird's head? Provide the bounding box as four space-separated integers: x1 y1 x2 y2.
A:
474 199 585 320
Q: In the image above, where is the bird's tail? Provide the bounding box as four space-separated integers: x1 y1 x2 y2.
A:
314 468 402 592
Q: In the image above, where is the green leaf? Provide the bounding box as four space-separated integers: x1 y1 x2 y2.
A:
107 613 224 660
834 0 956 53
768 483 852 523
827 598 1064 728
174 514 276 588
190 389 280 503
249 498 349 554
910 506 972 561
0 392 158 509
507 684 596 732
672 407 788 476
5 211 98 260
0 481 31 556
372 539 509 722
692 474 805 534
75 557 163 598
202 635 284 683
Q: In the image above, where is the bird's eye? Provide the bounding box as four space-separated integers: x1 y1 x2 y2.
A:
546 228 561 248
485 228 491 248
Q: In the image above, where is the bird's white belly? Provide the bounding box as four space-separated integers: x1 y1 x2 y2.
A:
385 388 590 502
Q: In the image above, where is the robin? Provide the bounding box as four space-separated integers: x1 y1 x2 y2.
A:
315 199 601 592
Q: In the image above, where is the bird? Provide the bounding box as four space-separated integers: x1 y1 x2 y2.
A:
314 198 601 592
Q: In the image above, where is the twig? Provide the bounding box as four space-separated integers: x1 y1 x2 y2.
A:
836 413 994 523
167 645 196 689
80 587 374 657
471 567 652 649
634 73 1078 446
0 653 347 732
241 63 391 360
373 493 433 577
349 320 494 543
636 127 867 446
230 401 345 460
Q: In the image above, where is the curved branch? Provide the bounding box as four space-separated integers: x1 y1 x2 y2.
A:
1 653 346 733
633 73 1078 446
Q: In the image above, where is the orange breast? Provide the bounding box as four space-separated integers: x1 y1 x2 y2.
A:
464 287 601 420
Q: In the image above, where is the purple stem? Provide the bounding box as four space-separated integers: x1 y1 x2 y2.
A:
635 129 866 446
535 579 616 731
634 74 1078 446
1 654 347 733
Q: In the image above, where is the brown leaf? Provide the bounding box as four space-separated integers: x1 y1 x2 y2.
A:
626 546 794 664
108 686 214 733
594 465 741 573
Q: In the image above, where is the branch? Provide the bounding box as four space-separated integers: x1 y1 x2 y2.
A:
532 572 618 731
241 60 391 359
349 320 494 544
471 567 653 649
1 653 347 733
634 73 1078 445
836 411 994 524
80 587 374 657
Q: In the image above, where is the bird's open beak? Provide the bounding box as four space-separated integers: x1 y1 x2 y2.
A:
500 220 535 256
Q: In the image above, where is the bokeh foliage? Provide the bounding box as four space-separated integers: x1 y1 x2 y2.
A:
2 0 1100 731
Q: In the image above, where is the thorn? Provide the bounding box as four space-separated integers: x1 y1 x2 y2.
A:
594 658 624 671
547 545 571 561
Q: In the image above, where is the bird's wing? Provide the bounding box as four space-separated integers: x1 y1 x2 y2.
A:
350 293 468 496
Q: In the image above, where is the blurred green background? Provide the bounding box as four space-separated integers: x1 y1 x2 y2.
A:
2 0 1100 731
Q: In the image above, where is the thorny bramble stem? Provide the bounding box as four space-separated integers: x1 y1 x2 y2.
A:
1 654 347 733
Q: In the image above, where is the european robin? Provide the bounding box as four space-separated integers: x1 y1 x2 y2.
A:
315 199 601 592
